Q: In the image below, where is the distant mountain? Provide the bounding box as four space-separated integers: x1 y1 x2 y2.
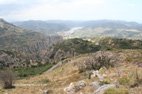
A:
13 20 142 39
13 20 70 35
67 20 142 39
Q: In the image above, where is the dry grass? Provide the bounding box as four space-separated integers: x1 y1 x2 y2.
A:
2 50 142 94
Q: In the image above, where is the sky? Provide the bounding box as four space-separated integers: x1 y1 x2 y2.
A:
0 0 142 22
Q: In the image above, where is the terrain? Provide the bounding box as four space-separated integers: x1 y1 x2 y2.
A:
0 19 142 94
14 20 142 39
1 49 142 94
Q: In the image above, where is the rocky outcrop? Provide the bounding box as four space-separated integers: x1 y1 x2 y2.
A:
64 80 86 94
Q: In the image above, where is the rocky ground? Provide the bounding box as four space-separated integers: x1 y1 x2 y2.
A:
1 50 142 94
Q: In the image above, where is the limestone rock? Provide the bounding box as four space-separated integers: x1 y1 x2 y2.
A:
94 84 116 94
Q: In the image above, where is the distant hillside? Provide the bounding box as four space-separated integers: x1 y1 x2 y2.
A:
68 20 142 39
0 19 63 68
92 37 142 50
13 20 70 35
14 20 142 39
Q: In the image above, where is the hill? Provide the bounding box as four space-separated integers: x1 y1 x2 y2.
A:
3 49 142 94
13 20 70 35
13 20 142 39
0 19 62 68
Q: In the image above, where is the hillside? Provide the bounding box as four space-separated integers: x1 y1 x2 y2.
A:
13 20 142 39
3 49 142 94
13 20 70 35
0 19 63 69
0 19 142 94
68 20 142 39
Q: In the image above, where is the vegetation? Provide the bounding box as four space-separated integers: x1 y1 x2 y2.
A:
99 37 142 50
39 79 50 84
77 51 117 73
104 87 129 94
0 69 16 89
14 64 52 78
54 38 101 54
118 76 130 86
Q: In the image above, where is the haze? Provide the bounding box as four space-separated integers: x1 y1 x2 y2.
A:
0 0 142 22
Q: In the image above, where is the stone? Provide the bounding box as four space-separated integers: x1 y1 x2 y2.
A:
76 80 86 89
42 90 49 94
91 70 104 81
94 84 116 94
64 81 86 94
90 81 100 89
64 83 76 94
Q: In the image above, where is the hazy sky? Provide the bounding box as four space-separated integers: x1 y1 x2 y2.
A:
0 0 142 22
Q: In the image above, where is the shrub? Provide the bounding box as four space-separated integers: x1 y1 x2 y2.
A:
39 79 50 84
130 69 142 88
99 78 111 85
118 76 130 86
0 69 16 89
14 63 52 78
104 88 129 94
76 51 118 73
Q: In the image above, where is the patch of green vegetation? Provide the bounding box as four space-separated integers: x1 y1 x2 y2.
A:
54 38 101 54
0 88 4 93
14 64 52 78
104 87 129 94
99 37 142 50
100 78 111 85
39 79 50 84
118 76 130 86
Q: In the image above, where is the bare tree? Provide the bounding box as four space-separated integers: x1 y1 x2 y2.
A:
0 69 16 89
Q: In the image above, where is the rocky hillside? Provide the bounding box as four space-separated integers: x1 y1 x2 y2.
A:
3 50 142 94
0 19 63 68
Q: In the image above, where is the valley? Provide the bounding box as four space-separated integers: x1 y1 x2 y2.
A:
0 19 142 94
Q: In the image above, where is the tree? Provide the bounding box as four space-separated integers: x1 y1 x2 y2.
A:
0 69 16 89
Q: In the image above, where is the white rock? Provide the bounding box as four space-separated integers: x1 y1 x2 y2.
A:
94 84 116 94
64 83 76 94
90 81 100 89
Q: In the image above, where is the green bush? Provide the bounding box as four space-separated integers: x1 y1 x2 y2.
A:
118 76 130 86
54 38 101 54
104 88 129 94
39 79 50 84
14 64 52 78
99 78 111 85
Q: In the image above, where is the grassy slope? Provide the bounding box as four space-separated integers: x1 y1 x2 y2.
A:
2 49 142 94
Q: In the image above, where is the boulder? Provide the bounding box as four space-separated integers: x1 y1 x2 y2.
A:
76 80 86 89
64 83 76 94
64 81 86 94
91 70 104 81
90 81 100 89
94 84 116 94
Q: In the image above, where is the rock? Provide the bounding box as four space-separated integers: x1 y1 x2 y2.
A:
76 80 86 89
42 90 49 94
91 70 104 81
64 83 76 94
90 81 100 89
94 84 116 94
64 81 86 94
